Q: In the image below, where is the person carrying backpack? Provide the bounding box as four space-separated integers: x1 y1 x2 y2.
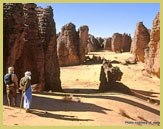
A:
4 67 18 107
19 71 32 113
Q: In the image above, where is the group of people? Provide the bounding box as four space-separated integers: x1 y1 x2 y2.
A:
4 67 32 113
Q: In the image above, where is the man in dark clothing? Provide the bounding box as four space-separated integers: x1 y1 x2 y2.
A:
4 67 19 107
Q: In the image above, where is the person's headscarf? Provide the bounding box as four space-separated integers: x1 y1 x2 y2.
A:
25 71 32 80
8 67 14 73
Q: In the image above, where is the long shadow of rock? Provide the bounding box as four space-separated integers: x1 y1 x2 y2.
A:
3 94 112 115
31 110 93 121
63 88 99 94
131 89 160 105
36 91 159 116
131 89 159 97
99 82 133 95
31 95 112 114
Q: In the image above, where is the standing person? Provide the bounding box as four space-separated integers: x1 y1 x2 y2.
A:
19 71 32 113
4 67 19 107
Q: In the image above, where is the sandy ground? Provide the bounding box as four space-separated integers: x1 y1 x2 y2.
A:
3 51 160 126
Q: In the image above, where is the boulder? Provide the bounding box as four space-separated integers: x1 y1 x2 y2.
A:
99 60 123 91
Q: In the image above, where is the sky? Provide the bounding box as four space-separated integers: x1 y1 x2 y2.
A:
36 3 160 38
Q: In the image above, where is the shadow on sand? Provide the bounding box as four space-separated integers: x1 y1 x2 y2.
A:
27 81 160 116
3 93 111 121
31 110 93 121
3 81 160 120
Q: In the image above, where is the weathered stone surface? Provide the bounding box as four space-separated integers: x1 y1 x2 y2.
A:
57 23 80 66
122 33 132 52
96 37 104 47
78 25 89 63
87 34 101 52
103 37 112 50
36 5 61 91
99 60 123 91
3 3 62 91
111 33 123 52
111 33 131 53
130 22 150 62
145 12 160 78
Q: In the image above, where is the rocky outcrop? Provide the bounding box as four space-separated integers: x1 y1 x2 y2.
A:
36 5 61 91
122 33 132 52
111 33 131 53
87 34 101 52
145 12 160 78
130 22 150 62
103 37 112 50
111 33 123 52
96 37 104 47
78 26 89 63
57 23 79 66
99 60 123 91
3 3 62 91
57 23 89 66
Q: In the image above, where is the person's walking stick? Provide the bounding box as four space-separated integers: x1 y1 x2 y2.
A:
19 91 24 112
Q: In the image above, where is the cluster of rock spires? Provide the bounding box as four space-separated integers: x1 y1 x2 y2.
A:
57 23 89 66
86 33 132 53
145 12 160 78
3 3 61 91
3 3 160 92
131 12 160 78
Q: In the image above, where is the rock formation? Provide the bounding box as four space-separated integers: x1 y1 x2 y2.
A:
57 23 79 66
99 60 123 92
96 37 104 47
57 23 89 66
145 12 160 78
111 33 123 52
78 26 89 63
122 33 132 52
87 34 101 52
103 37 112 50
3 3 62 91
130 22 150 62
111 33 131 53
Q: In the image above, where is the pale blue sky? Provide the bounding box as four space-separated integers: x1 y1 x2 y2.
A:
36 3 160 38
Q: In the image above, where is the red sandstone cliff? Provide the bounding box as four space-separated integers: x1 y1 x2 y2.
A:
145 12 160 78
3 3 61 91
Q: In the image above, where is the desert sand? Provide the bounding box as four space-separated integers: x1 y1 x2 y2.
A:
3 51 160 126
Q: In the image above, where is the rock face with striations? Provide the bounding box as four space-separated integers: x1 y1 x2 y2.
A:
57 23 80 66
145 12 160 78
122 33 132 52
111 33 131 53
130 22 150 62
78 26 89 63
87 34 101 52
57 23 89 66
103 37 112 50
96 37 104 47
3 3 62 91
